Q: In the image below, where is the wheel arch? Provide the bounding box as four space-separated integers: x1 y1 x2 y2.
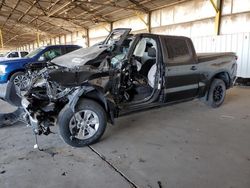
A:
211 71 231 89
202 71 230 102
7 69 26 81
64 86 117 125
80 89 116 125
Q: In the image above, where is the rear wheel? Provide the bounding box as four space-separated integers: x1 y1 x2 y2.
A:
206 78 226 108
58 99 107 147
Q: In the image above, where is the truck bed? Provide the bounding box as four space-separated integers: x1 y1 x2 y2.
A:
197 52 236 63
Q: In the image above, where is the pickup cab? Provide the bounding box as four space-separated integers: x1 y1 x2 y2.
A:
21 29 237 147
0 45 81 106
0 51 29 61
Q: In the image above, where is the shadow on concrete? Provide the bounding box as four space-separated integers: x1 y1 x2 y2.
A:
0 108 25 128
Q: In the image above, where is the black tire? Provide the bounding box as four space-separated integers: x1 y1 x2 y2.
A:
7 72 27 107
206 78 226 108
9 71 28 92
58 99 107 147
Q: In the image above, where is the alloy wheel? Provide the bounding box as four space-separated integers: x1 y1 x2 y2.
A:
213 85 224 102
69 110 100 140
13 74 29 91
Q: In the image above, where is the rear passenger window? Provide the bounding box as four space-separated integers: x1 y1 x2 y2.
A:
21 52 28 57
164 37 194 65
65 46 80 53
165 38 189 58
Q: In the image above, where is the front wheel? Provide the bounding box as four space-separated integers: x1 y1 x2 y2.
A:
206 78 226 108
58 99 107 147
10 71 30 93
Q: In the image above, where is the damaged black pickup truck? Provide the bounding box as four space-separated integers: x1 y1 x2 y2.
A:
21 28 237 147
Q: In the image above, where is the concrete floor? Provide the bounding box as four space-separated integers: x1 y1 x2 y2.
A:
0 87 249 188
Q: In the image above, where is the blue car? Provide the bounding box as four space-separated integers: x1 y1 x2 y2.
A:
0 45 81 106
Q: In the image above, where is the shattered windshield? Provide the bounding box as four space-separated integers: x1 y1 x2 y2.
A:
104 30 129 45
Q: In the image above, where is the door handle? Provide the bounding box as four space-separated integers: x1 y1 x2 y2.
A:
190 66 197 71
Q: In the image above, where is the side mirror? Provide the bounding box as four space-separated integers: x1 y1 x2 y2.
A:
38 56 46 62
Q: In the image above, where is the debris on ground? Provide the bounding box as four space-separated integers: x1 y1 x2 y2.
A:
111 150 118 154
0 108 25 128
42 148 59 158
138 158 146 163
61 172 67 176
157 181 163 188
0 170 6 174
220 115 235 119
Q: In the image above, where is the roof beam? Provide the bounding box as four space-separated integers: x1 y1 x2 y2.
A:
97 0 152 19
0 0 4 11
0 16 49 35
47 15 106 23
78 0 147 13
17 0 38 22
74 2 111 23
28 0 61 24
210 0 222 35
1 0 21 29
26 0 85 31
0 29 3 48
128 0 150 13
47 1 73 17
2 3 73 33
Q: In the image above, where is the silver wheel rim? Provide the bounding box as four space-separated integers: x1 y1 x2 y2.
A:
69 110 100 140
13 74 29 91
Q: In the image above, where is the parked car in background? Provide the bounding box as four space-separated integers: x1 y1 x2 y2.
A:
0 44 81 106
0 51 29 61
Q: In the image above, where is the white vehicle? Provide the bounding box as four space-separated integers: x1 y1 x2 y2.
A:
0 51 29 61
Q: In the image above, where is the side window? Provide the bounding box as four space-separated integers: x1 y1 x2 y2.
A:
8 52 19 58
65 46 80 53
166 38 189 58
164 37 192 64
40 48 62 61
20 52 28 57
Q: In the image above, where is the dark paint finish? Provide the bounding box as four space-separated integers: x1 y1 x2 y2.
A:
25 30 238 125
122 34 237 111
20 29 238 148
58 33 237 117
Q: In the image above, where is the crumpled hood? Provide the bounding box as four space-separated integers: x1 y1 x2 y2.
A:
51 45 110 69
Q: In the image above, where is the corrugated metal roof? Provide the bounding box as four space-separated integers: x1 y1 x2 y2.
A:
0 0 189 48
